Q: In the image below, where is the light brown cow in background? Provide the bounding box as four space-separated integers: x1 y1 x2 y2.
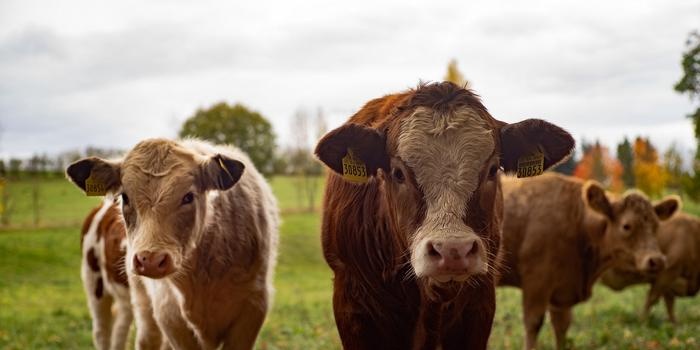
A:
601 210 700 323
67 138 279 350
80 197 132 350
498 173 679 350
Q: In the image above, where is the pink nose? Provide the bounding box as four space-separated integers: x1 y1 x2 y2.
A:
427 238 479 273
644 255 666 273
133 251 174 279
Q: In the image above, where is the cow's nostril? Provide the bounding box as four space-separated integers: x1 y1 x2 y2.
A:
427 242 441 257
467 241 479 256
158 255 169 269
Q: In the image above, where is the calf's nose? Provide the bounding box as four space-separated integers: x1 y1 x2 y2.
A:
133 251 174 278
427 238 479 272
645 255 666 273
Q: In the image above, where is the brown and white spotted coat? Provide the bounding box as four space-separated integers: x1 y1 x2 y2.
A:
80 196 131 350
315 82 575 349
68 138 279 350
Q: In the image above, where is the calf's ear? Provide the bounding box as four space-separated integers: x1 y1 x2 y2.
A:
500 119 575 173
584 181 614 220
200 154 245 191
314 123 390 182
66 157 121 195
654 195 680 220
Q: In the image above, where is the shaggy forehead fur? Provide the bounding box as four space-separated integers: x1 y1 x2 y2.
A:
615 191 656 223
121 139 200 209
397 107 495 219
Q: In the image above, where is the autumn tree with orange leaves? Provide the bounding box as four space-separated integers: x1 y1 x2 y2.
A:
633 137 668 197
574 141 624 192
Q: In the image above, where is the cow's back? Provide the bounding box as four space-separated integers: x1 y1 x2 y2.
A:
499 173 587 288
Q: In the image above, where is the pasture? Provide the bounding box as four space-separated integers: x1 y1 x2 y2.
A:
0 177 699 349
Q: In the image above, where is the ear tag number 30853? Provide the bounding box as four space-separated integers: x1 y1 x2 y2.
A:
342 149 368 184
516 152 544 178
85 175 107 196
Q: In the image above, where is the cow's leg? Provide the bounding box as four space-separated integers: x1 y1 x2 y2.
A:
221 300 267 350
130 277 163 350
549 306 572 350
87 289 114 350
642 285 662 320
109 293 133 350
663 293 676 324
153 296 202 350
521 287 548 350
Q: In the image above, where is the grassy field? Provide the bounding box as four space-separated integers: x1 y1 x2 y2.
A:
1 177 699 349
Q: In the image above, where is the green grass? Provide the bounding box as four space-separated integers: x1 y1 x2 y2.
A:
1 177 700 349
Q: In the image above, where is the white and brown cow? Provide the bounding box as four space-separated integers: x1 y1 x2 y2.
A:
80 196 131 350
68 138 279 350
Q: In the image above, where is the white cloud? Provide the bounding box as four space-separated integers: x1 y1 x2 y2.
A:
0 0 698 161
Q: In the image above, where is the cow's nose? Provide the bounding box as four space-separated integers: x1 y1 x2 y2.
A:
133 251 174 279
645 255 666 273
427 238 479 272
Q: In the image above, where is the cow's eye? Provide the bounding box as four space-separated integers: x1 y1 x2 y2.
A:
182 192 195 205
488 165 500 179
121 193 130 206
622 223 631 231
392 168 405 184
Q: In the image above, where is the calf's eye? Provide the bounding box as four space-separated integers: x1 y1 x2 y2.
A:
488 165 500 179
622 224 631 231
182 192 195 205
392 168 405 184
121 193 130 206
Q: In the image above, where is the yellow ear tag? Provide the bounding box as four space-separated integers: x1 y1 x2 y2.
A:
85 175 107 196
341 149 368 184
516 152 544 178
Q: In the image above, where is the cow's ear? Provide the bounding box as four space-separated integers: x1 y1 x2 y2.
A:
66 157 121 194
584 181 614 220
654 195 680 220
315 123 390 180
200 154 245 191
500 119 575 173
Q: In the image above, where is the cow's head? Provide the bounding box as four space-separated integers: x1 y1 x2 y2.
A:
584 182 678 275
67 139 244 279
316 82 575 284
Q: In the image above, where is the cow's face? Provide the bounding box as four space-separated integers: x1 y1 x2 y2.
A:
585 183 678 275
67 139 244 279
316 82 575 284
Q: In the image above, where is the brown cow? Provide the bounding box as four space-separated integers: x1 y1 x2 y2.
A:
315 81 575 349
601 210 700 323
499 173 679 350
67 138 279 350
80 197 132 350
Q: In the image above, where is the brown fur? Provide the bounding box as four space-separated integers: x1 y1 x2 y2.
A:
499 173 677 350
316 82 575 349
601 211 700 323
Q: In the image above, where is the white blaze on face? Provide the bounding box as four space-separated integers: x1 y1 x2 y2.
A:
397 107 495 278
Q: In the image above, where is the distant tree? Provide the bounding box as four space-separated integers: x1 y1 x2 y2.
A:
444 59 469 87
616 137 635 188
663 144 684 192
179 102 276 175
674 30 700 198
574 141 623 191
633 137 667 197
8 159 21 179
0 160 5 178
288 108 324 211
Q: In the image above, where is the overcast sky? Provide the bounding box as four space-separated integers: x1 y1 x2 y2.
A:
1 0 699 161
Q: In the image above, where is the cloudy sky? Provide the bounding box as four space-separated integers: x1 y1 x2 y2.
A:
1 0 699 161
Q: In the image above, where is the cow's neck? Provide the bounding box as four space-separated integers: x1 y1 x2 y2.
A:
580 211 615 296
